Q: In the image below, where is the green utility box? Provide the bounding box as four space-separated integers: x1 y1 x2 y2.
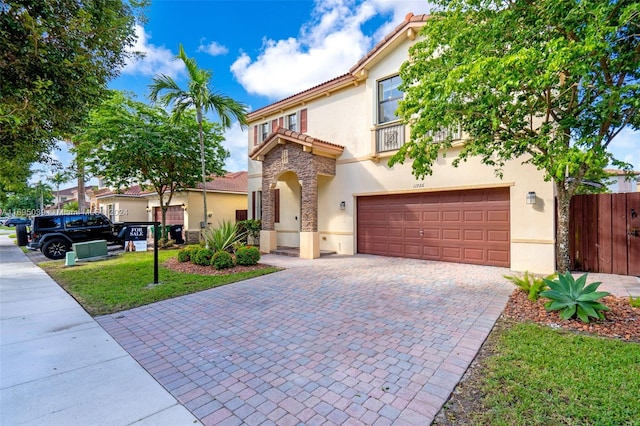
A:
73 240 108 259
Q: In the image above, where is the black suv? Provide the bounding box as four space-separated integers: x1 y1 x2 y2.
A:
27 213 127 259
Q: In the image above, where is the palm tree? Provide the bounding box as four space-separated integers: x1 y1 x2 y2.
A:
149 44 247 231
50 168 72 210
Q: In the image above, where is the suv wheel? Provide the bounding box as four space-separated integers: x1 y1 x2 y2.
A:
42 239 71 260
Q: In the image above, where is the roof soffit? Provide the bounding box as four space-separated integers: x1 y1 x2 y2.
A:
249 128 344 161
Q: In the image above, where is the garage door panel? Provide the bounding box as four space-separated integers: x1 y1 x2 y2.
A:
358 188 510 267
442 211 461 222
405 244 421 256
388 228 403 238
488 230 510 242
422 211 440 222
463 210 484 221
463 248 484 261
404 211 421 222
442 247 462 260
464 229 484 241
442 229 461 240
488 250 510 263
487 210 509 222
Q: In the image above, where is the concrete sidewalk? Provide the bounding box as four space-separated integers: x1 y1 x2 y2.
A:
0 235 200 425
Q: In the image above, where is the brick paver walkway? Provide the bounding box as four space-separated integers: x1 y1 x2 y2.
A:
97 254 513 425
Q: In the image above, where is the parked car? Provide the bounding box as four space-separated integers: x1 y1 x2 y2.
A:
27 213 128 259
4 217 31 227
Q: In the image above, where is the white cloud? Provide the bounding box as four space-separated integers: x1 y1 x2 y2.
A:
230 1 373 99
198 40 229 56
230 0 436 100
222 121 249 172
122 25 184 78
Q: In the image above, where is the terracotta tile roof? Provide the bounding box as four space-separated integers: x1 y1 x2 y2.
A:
247 12 430 121
196 171 248 193
247 74 353 120
250 127 345 159
605 169 640 176
95 184 150 198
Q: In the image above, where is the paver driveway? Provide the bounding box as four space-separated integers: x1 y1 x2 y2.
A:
97 254 513 425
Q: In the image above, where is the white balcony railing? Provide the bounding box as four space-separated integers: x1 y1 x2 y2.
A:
376 122 405 153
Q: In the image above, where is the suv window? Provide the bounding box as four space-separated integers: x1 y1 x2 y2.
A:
36 217 62 229
64 215 85 228
86 214 110 226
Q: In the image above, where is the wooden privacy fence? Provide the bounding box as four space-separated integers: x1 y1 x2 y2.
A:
569 192 640 276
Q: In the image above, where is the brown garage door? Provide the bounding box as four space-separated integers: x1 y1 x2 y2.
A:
357 188 510 267
154 205 184 225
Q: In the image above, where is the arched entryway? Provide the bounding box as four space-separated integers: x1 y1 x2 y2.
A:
250 128 344 258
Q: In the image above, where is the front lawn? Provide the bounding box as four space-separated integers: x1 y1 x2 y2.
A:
436 320 640 425
41 250 279 316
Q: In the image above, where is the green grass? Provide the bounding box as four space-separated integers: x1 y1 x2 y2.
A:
41 250 279 316
475 322 640 425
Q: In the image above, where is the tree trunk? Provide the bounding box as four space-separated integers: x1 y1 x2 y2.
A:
197 108 208 232
555 181 572 273
77 156 86 213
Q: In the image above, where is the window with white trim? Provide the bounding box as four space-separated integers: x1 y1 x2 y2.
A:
378 75 402 124
260 122 270 141
287 113 297 131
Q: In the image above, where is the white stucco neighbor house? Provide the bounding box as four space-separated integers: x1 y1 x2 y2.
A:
247 13 556 274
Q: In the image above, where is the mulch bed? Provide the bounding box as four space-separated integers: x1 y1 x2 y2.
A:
502 290 640 343
164 257 272 276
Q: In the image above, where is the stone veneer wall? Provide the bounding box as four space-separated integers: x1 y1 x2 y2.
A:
260 142 336 233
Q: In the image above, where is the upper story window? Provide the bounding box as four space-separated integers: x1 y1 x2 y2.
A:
287 113 297 131
260 122 270 141
378 75 402 124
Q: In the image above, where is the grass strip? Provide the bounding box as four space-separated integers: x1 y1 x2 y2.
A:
42 250 279 316
476 322 640 425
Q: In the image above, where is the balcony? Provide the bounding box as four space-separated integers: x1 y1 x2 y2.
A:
376 122 405 153
375 123 464 155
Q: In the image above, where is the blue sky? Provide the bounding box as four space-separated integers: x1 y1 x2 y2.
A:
44 0 638 182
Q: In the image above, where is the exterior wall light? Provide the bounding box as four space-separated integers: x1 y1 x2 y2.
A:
181 203 187 211
340 201 346 210
526 191 537 205
145 205 151 212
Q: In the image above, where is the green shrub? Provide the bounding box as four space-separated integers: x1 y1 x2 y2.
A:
630 296 640 308
177 245 200 263
192 248 214 266
237 219 261 244
177 248 190 262
540 272 609 323
212 250 234 270
236 246 261 266
504 271 556 301
203 220 247 252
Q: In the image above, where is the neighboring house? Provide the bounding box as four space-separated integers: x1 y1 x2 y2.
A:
604 169 639 193
145 171 248 244
49 185 97 211
93 185 149 223
247 13 555 273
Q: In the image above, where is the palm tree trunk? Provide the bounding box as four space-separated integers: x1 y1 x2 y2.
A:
198 108 208 231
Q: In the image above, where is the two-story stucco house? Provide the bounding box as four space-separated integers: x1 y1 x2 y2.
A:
247 13 555 273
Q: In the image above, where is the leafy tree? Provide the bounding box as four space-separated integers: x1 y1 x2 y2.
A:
0 184 53 214
77 91 228 240
390 0 639 272
149 44 248 230
0 0 144 190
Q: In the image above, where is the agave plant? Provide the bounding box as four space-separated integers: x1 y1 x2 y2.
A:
202 220 247 253
504 271 555 301
539 272 610 323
